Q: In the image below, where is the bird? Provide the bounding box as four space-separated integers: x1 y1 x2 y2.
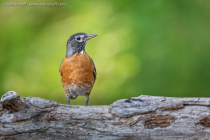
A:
59 32 97 106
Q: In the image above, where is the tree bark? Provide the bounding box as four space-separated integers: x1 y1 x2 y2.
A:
0 91 210 140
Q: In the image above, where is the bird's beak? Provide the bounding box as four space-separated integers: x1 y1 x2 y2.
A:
85 34 97 41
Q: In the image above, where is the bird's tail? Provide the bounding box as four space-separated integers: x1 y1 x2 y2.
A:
70 95 78 99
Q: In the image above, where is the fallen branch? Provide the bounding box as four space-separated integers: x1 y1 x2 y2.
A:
0 91 210 139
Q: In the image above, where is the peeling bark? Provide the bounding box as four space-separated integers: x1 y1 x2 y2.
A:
0 91 210 139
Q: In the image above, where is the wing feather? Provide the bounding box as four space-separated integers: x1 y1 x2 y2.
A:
59 59 64 76
91 59 97 81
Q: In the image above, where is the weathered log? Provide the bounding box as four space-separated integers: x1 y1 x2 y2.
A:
0 91 210 139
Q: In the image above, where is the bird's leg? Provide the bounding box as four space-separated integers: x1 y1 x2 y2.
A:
85 95 89 106
66 94 70 105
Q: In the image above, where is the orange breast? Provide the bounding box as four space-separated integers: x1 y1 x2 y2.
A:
60 53 95 96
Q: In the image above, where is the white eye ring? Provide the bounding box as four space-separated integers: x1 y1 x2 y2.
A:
75 35 84 42
76 36 81 40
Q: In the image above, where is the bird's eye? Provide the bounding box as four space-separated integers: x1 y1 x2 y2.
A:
76 36 81 40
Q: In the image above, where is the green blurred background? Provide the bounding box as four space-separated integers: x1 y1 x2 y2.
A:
0 0 210 105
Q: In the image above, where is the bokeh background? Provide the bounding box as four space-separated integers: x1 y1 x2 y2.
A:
0 0 210 105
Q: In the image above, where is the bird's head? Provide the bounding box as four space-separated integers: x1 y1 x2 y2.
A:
66 32 97 58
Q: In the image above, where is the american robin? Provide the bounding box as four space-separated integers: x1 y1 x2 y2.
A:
59 32 97 106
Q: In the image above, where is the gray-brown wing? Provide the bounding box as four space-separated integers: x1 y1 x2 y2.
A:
91 59 96 81
59 59 64 76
